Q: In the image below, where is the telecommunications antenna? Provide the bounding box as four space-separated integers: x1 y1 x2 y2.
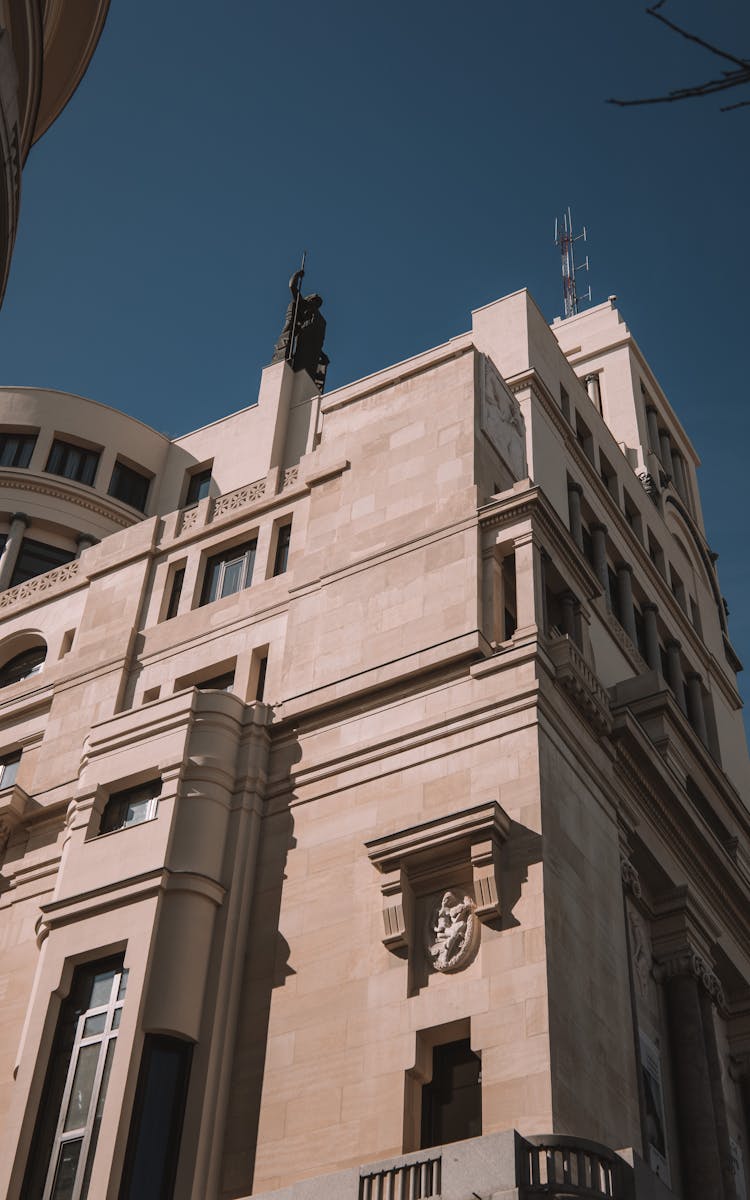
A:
554 207 591 319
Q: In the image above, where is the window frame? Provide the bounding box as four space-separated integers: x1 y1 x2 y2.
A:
98 780 161 836
184 466 212 507
0 429 38 469
272 521 292 577
200 538 257 606
0 751 20 789
0 643 47 688
45 438 101 488
108 459 152 513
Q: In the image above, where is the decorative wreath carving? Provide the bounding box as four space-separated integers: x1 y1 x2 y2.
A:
425 891 479 973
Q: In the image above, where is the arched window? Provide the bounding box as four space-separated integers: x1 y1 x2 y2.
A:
0 643 47 688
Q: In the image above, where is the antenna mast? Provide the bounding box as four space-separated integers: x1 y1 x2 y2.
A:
554 208 591 319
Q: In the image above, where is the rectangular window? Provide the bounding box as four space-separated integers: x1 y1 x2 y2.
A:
256 655 268 701
165 568 185 621
200 540 257 606
11 539 75 588
99 781 161 835
273 523 292 577
21 957 127 1200
184 467 212 506
119 1035 192 1200
559 385 570 423
420 1039 481 1149
195 671 235 693
599 451 618 502
575 414 595 464
0 431 37 468
0 751 20 788
46 439 100 487
108 461 151 512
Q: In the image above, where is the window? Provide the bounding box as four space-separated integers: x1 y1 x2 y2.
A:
108 461 151 512
195 671 234 692
559 385 570 424
46 439 100 487
119 1035 192 1200
10 539 75 588
0 644 46 687
648 532 666 578
165 567 185 621
99 781 161 835
0 430 37 468
575 414 595 464
200 540 257 605
420 1039 481 1149
599 451 618 502
256 655 268 701
184 467 212 506
21 957 127 1200
623 492 643 542
0 752 20 789
273 522 292 577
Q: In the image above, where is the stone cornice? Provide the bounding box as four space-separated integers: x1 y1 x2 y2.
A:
479 483 602 604
611 711 750 963
505 369 741 710
0 469 136 527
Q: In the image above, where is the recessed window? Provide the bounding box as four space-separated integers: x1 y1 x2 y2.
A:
21 957 127 1200
165 567 185 621
0 430 37 468
273 522 292 577
46 438 100 487
99 780 161 835
200 540 257 606
0 752 20 789
108 460 151 512
575 414 595 464
119 1034 192 1200
0 643 47 687
196 671 235 693
185 467 212 506
420 1039 482 1149
10 538 75 588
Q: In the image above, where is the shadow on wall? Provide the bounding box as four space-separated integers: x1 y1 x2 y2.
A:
221 790 298 1198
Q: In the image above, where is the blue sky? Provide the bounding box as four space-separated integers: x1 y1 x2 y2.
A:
1 0 749 713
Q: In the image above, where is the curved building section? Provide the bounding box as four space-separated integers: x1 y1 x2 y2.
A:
0 0 110 304
0 387 170 590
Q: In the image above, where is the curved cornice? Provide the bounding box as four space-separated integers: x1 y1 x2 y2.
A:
31 0 110 145
0 469 141 529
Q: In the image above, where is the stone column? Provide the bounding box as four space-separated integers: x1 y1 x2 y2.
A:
642 603 661 672
585 373 602 413
567 481 584 551
700 988 739 1200
671 452 688 503
659 429 673 476
560 591 578 643
646 405 660 455
481 546 505 646
615 562 637 643
0 513 29 591
75 533 97 558
590 522 611 607
661 966 726 1200
666 639 687 713
685 672 709 744
513 531 545 638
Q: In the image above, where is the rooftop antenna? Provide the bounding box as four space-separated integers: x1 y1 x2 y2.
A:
554 208 591 319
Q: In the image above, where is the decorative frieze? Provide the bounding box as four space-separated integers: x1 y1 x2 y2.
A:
213 478 266 518
0 559 81 613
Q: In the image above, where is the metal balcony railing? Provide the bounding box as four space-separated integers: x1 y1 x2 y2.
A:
359 1154 441 1200
517 1135 633 1199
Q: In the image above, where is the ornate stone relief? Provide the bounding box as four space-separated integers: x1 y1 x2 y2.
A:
653 948 725 1007
479 355 527 482
366 801 510 965
426 891 479 972
627 907 652 1002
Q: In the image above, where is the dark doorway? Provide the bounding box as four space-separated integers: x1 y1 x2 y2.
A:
420 1039 482 1148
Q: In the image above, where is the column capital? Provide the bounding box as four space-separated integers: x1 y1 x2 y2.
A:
615 561 633 575
645 403 658 415
567 480 583 495
653 948 724 1006
10 512 29 527
641 601 659 614
665 637 681 652
620 856 642 899
685 669 702 684
584 372 599 383
590 521 607 535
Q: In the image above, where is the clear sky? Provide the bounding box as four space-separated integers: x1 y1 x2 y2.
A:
1 1 749 713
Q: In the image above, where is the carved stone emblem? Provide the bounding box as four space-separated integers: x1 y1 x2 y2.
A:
426 891 479 972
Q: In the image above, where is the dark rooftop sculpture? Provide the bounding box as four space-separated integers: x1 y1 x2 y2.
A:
272 266 329 392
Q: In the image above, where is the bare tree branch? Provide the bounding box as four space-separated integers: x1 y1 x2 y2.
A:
608 2 750 111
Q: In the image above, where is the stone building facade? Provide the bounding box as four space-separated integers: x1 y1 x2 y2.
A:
0 0 110 306
0 290 747 1200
